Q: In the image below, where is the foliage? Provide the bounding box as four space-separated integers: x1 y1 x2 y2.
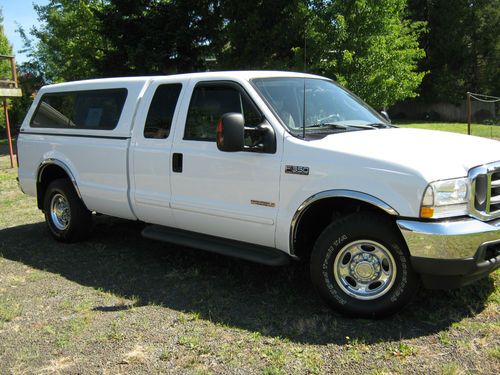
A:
96 0 223 75
10 62 45 127
0 8 14 129
407 0 500 102
0 9 13 78
217 0 427 109
19 0 107 83
308 0 427 109
9 24 45 127
216 1 309 71
11 0 500 110
18 0 428 110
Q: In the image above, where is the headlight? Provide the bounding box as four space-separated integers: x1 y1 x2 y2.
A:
420 178 469 218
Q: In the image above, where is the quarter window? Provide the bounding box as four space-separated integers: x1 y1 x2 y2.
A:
144 84 182 139
31 89 127 130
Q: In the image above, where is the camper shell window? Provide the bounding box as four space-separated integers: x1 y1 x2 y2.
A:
30 89 128 130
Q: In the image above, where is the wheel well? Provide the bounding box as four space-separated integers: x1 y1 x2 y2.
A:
293 197 395 260
37 165 71 210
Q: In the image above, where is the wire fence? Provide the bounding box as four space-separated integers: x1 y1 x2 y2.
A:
466 92 499 138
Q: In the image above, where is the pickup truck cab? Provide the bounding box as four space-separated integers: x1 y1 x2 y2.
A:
17 71 500 317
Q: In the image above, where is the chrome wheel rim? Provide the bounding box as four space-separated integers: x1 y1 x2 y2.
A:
50 193 70 231
333 240 397 300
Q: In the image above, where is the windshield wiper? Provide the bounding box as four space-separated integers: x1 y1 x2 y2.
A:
305 122 348 129
365 122 396 128
305 122 376 130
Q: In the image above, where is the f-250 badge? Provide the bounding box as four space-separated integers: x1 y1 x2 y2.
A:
285 165 310 175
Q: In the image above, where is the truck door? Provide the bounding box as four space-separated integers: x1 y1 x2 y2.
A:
130 79 185 225
170 80 282 247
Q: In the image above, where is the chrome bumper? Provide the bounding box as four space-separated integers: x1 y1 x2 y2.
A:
397 218 500 259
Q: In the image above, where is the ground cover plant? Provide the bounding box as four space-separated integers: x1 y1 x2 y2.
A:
0 127 499 374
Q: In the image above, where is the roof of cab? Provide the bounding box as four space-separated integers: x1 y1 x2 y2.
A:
40 70 326 91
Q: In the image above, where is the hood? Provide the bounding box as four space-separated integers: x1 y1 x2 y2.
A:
311 128 500 182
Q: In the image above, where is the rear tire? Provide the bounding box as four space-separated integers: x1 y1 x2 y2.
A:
43 178 92 242
310 212 418 318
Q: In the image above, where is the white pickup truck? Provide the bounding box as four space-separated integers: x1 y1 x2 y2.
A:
17 71 500 317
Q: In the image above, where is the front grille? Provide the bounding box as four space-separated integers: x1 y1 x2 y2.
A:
491 171 500 213
469 162 500 221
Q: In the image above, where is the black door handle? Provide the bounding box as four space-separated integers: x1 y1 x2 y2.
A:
172 153 183 173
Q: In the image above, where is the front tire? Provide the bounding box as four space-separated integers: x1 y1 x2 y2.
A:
43 178 92 242
310 212 418 318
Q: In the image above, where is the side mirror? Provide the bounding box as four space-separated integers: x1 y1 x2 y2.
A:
216 113 245 152
380 110 391 123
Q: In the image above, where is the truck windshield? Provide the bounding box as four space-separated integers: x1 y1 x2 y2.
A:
252 77 389 136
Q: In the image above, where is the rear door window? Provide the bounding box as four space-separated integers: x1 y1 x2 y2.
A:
144 84 182 139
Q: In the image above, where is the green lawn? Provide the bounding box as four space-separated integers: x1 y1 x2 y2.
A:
395 121 500 139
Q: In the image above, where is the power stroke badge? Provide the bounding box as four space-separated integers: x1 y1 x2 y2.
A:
285 165 310 175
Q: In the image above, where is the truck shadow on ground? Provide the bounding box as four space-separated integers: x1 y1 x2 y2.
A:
0 143 16 157
0 216 495 345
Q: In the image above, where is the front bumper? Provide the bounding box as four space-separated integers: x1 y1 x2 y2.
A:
397 218 500 289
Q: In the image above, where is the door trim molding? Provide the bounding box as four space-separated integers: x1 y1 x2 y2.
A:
171 201 275 225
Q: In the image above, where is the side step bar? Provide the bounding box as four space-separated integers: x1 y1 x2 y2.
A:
141 225 290 266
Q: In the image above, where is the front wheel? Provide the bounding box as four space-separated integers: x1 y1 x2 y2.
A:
43 178 92 242
310 212 418 318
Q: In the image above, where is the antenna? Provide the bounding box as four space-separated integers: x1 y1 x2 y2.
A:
303 27 307 72
303 78 306 139
302 24 307 139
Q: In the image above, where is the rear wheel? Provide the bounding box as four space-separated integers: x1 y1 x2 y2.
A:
310 212 418 318
43 178 92 242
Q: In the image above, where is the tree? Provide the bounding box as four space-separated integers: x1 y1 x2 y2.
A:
216 1 309 70
97 0 223 75
0 8 14 130
215 1 426 109
0 8 13 81
19 0 426 109
308 0 426 109
10 62 45 127
408 0 500 102
19 0 107 82
25 0 224 77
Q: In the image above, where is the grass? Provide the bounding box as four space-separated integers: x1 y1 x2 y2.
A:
0 297 22 325
0 125 499 373
440 362 462 375
395 121 500 139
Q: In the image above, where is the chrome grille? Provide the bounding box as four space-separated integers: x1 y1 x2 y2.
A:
469 161 500 220
491 171 500 213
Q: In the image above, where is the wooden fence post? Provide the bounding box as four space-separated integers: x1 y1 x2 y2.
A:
3 99 15 168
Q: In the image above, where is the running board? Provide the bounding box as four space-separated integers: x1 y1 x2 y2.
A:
141 225 290 266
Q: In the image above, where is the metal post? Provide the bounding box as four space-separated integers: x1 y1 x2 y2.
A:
467 92 472 135
3 98 15 168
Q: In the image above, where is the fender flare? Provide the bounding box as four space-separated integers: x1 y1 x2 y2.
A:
37 158 83 200
289 189 399 255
